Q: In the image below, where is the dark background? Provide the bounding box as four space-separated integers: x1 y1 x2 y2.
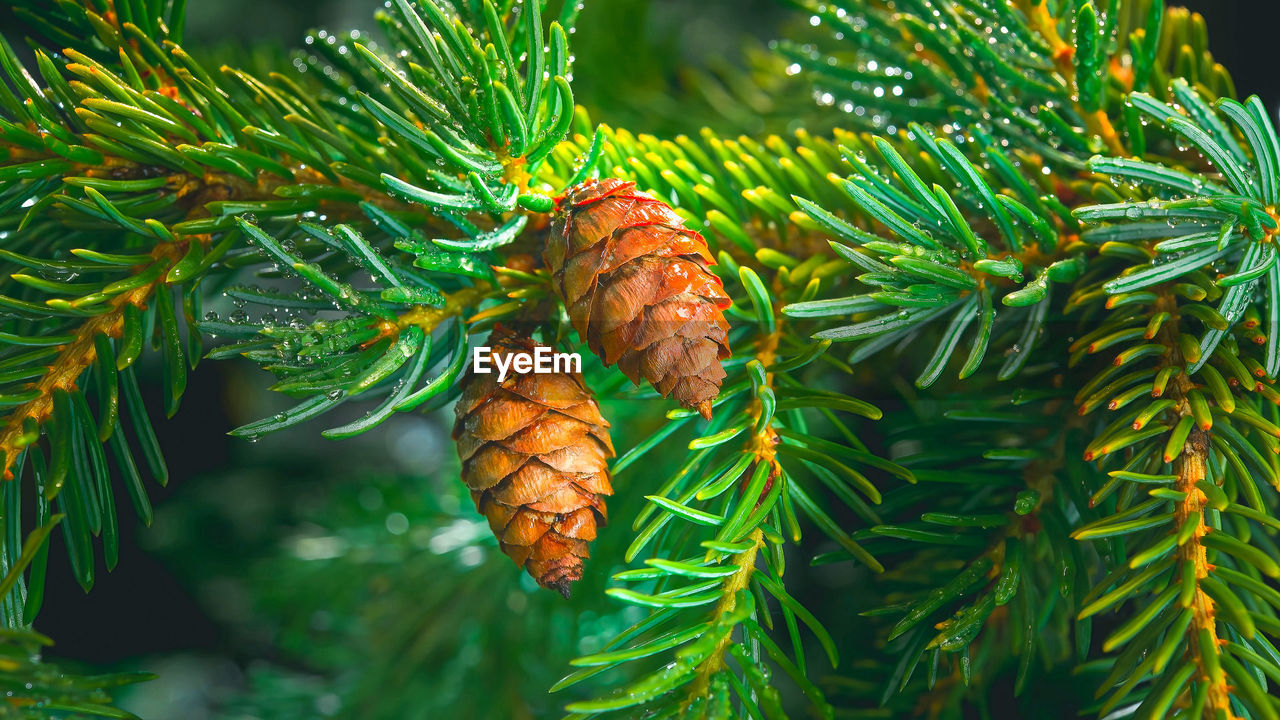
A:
4 0 1280 716
1180 0 1280 109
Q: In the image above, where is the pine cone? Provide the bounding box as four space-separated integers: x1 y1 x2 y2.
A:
452 327 614 597
546 178 731 419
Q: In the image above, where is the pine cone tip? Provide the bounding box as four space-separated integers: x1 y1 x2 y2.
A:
531 553 585 598
697 399 713 420
547 578 573 599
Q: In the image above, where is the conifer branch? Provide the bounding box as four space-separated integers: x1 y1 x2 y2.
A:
1141 286 1231 715
6 1 1280 717
0 264 159 480
1020 0 1126 155
685 527 763 704
1173 431 1234 715
683 322 784 703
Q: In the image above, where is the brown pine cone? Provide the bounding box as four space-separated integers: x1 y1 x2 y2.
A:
546 178 731 420
452 326 614 597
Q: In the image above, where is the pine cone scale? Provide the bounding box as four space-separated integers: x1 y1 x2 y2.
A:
463 398 547 440
460 448 526 490
541 443 611 473
502 415 595 454
505 374 593 409
556 508 598 540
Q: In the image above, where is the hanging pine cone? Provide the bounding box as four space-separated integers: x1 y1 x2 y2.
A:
546 178 731 420
452 326 614 597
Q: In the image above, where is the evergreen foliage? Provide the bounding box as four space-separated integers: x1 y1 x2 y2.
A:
1 0 1279 718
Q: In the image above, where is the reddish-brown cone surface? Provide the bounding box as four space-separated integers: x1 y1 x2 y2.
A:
547 178 731 419
452 327 614 597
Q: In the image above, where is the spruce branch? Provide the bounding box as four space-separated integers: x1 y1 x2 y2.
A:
1064 275 1280 718
684 528 764 703
785 0 1233 171
756 9 1280 712
0 239 190 481
1020 0 1125 154
1065 79 1280 719
836 381 1083 709
679 323 786 707
0 0 583 649
548 236 905 713
542 119 869 257
785 124 1082 385
5 1 1280 718
1172 429 1234 716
